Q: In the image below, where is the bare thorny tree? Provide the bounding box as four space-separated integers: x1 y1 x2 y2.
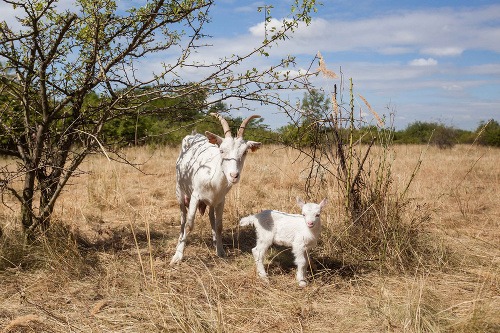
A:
287 61 433 270
0 0 318 236
286 57 393 223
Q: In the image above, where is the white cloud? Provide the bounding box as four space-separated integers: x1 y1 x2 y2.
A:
421 47 463 57
467 63 500 76
248 18 295 37
442 84 463 91
409 58 438 66
241 5 500 57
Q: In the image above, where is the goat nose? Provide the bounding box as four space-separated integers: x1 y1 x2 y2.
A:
230 172 239 179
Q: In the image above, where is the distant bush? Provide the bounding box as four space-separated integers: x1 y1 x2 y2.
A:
455 129 476 145
476 120 500 147
394 121 459 148
432 124 458 149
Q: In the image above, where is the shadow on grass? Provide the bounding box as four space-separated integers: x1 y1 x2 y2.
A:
74 223 166 252
264 249 363 280
71 221 367 282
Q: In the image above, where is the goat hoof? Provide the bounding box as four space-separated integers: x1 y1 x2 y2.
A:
169 253 183 265
298 280 307 288
258 274 269 283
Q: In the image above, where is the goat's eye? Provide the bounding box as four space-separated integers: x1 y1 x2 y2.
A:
220 149 224 154
316 214 320 217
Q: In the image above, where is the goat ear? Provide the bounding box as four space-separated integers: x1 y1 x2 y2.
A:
205 131 223 145
247 141 262 152
296 196 305 208
319 198 328 209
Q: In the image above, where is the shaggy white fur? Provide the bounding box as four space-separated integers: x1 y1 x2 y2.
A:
170 113 261 265
240 197 327 287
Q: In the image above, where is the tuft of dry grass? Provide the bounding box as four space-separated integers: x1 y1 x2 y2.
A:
358 94 384 127
0 144 499 332
2 314 43 333
317 51 338 79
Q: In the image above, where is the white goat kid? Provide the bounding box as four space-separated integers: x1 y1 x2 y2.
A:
239 197 327 287
170 113 262 265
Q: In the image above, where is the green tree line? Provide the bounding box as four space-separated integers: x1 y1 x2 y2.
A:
95 103 500 148
276 90 500 148
2 85 498 150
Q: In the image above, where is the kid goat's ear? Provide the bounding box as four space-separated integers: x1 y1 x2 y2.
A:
319 198 328 208
296 197 305 208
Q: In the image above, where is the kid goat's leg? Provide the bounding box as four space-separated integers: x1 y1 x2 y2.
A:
293 245 308 287
252 239 270 281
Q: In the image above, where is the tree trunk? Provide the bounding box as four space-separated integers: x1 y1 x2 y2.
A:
21 170 36 230
38 174 58 230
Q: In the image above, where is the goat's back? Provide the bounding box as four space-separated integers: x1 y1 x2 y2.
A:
241 210 320 248
240 210 302 228
176 134 220 175
176 133 228 204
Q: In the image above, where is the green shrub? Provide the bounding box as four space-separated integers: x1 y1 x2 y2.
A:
394 121 459 148
476 120 500 147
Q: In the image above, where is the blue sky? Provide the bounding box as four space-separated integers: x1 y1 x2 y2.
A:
202 0 500 130
1 0 498 130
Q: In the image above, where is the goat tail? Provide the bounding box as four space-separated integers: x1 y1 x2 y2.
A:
239 215 256 227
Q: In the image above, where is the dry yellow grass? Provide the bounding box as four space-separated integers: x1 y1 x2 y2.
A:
0 144 499 332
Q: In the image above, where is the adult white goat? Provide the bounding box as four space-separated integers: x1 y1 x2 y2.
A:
170 113 262 265
239 197 327 287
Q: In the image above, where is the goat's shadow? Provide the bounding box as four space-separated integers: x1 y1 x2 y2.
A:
230 226 257 254
72 218 365 282
70 222 166 253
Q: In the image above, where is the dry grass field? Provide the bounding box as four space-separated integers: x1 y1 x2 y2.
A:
0 144 498 332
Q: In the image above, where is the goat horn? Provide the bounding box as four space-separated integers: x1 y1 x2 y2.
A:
210 113 232 138
237 115 261 138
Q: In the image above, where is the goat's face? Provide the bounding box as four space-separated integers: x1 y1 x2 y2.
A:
297 197 328 228
206 133 261 184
